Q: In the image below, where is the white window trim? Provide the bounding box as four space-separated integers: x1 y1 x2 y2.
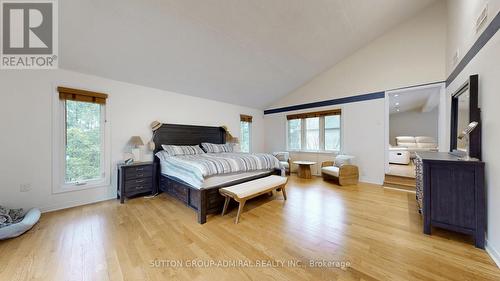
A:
286 113 342 153
51 86 111 194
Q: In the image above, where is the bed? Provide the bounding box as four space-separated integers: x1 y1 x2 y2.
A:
152 123 281 224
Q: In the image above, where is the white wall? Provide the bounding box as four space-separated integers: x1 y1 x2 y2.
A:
264 2 446 185
445 0 500 266
446 0 500 75
389 108 439 146
0 69 264 212
269 1 446 108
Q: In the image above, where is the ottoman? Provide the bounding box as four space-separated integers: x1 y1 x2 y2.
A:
389 148 410 165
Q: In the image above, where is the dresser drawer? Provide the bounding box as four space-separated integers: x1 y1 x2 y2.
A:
124 165 153 180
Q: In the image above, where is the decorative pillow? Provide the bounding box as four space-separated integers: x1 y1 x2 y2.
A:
201 143 234 153
396 136 417 148
334 155 354 167
273 152 289 162
161 145 205 156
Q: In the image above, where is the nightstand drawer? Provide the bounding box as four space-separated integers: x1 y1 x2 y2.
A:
124 177 152 189
124 165 153 180
125 180 152 195
126 184 152 196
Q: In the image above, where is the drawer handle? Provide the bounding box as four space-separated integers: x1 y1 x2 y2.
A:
136 186 144 190
136 168 144 171
136 179 145 183
137 173 144 177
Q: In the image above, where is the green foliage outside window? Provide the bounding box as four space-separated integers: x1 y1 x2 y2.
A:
240 121 251 153
65 100 102 183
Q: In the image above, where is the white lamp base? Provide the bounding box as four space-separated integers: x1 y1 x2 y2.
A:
132 148 141 162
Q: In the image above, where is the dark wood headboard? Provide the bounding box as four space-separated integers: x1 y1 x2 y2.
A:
152 123 226 156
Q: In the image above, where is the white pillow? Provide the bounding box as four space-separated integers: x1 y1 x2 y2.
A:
334 155 354 167
396 136 417 148
161 145 205 156
415 136 436 144
273 152 289 162
417 142 437 149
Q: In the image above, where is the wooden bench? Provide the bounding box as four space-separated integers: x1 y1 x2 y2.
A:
219 175 288 224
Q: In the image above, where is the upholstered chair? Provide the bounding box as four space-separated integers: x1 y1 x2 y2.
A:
321 155 359 186
273 152 291 175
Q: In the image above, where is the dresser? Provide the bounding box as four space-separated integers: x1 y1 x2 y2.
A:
117 162 156 203
415 152 485 248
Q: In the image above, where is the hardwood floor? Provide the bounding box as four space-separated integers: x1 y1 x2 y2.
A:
1 175 499 281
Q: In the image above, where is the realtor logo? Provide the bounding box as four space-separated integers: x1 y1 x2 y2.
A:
1 0 58 69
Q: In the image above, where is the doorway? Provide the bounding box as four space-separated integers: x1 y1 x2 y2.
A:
383 83 446 191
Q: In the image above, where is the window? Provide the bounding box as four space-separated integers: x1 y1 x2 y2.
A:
64 100 104 183
240 114 252 153
53 87 109 192
287 119 301 150
324 115 341 151
286 109 341 152
305 117 320 150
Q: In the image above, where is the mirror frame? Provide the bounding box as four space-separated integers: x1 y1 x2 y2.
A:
450 74 481 160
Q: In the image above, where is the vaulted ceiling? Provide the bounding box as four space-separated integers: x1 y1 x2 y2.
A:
60 0 436 109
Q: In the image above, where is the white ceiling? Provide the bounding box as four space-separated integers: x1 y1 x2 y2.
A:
60 0 436 109
389 86 441 114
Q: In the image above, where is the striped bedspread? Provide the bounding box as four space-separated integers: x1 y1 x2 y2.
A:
157 152 281 188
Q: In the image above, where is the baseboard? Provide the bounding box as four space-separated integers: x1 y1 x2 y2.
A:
41 195 116 213
383 186 416 193
486 239 500 268
360 176 383 185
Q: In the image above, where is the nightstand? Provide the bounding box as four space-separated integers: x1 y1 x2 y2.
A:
117 161 156 203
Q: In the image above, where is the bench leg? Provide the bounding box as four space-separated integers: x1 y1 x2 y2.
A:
281 186 287 200
235 200 246 224
221 196 230 216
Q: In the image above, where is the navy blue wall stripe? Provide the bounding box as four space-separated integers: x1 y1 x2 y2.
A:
446 11 500 86
264 92 385 115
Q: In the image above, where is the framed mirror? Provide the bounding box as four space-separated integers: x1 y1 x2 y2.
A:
450 74 481 160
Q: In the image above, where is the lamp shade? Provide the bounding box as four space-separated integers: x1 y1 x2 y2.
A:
129 136 144 147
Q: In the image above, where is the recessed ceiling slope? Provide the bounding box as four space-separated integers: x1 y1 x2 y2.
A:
389 87 441 114
60 0 436 109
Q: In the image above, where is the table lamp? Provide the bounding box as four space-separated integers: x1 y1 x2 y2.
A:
129 136 144 161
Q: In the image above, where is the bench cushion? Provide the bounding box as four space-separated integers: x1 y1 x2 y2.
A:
220 175 287 199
